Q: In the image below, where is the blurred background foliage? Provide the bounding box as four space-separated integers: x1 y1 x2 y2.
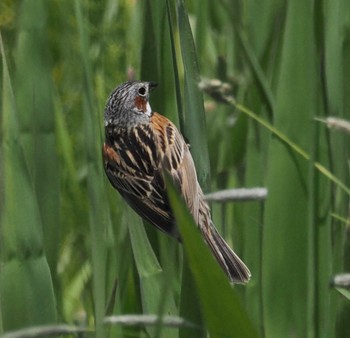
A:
0 0 349 337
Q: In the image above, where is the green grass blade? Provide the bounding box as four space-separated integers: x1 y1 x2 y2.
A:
166 176 259 338
0 33 57 331
323 1 350 335
177 0 210 187
336 288 350 302
179 258 205 338
74 1 108 336
260 2 319 337
235 29 275 117
127 209 162 278
14 0 61 287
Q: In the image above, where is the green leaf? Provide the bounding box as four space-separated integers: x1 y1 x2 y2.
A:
0 33 57 331
14 0 61 283
261 2 320 337
336 288 350 302
74 1 108 336
177 0 210 187
127 209 162 278
166 176 259 338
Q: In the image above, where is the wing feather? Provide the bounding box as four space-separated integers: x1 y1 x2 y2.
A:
103 122 175 238
150 113 200 223
103 112 201 239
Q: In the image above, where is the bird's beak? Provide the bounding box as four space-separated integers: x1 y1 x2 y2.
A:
149 81 158 90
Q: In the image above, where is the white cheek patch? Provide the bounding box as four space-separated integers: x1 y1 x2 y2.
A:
145 101 152 116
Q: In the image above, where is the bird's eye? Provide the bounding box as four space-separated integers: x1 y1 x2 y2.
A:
138 87 146 96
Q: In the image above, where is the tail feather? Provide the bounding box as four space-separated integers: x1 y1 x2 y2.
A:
200 221 251 284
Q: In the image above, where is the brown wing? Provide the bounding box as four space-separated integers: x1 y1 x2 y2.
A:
150 113 201 224
103 123 178 237
103 112 201 239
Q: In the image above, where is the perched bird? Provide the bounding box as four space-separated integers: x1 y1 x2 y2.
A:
103 81 251 283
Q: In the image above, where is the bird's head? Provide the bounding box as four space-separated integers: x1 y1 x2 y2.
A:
104 81 158 127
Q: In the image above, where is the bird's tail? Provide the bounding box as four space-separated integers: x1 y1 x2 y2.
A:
199 220 251 284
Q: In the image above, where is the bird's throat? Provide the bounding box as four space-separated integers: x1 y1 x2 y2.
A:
134 96 152 117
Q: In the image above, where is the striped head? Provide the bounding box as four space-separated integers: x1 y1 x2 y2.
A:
104 81 158 128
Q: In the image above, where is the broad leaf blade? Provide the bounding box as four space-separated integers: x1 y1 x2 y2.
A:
166 176 259 338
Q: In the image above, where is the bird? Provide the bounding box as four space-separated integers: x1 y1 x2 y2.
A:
103 80 251 284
